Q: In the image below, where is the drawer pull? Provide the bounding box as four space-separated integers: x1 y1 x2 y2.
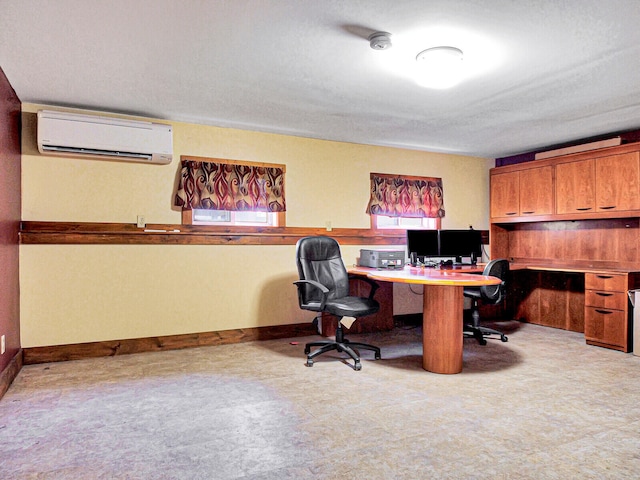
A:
595 309 613 315
505 212 517 216
522 211 535 214
576 207 592 211
596 275 613 279
599 206 616 210
595 292 613 297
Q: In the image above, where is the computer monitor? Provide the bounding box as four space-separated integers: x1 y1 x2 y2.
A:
406 229 440 259
438 229 482 262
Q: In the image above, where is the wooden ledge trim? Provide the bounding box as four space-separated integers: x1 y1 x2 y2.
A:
22 323 317 365
20 221 406 246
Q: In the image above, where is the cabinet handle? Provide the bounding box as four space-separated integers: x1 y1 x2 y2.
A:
522 211 535 214
596 275 613 279
595 292 613 297
505 212 517 216
595 309 613 315
599 206 616 210
576 207 592 211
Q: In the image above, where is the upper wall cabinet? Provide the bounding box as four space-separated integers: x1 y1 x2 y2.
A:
555 159 595 214
491 166 553 219
491 143 640 223
595 152 640 212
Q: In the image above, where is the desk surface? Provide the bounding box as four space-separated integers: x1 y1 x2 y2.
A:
350 265 501 287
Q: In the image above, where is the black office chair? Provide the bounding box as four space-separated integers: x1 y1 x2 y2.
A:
463 258 510 345
294 236 381 370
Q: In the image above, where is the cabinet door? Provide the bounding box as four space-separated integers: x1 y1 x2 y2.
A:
596 152 640 212
519 166 553 216
555 159 595 214
490 171 519 218
584 307 627 349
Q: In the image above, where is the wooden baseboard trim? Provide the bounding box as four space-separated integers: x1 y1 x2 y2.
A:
0 350 23 400
23 323 317 365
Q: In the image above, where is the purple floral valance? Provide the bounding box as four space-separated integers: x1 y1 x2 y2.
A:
175 157 286 212
365 172 445 218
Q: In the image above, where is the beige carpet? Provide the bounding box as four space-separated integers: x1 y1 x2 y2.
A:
1 322 639 479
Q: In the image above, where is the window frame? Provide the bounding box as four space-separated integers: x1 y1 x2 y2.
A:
179 156 287 227
370 214 441 231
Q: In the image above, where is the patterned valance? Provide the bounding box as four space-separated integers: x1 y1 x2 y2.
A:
365 172 445 218
175 158 286 212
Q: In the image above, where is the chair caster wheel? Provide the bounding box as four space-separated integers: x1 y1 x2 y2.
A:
354 362 362 371
304 347 310 354
305 359 313 367
479 338 487 346
375 353 381 360
501 336 508 342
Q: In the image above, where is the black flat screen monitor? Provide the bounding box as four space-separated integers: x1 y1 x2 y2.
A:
406 229 440 258
438 229 482 260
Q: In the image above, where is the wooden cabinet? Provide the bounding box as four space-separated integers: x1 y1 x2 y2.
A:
595 152 640 212
584 272 631 352
519 166 554 216
512 271 584 332
554 152 640 215
555 159 595 214
490 171 519 217
492 145 640 221
490 166 553 218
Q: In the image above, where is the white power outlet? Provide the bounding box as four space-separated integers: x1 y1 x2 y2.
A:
1 335 5 355
136 215 146 228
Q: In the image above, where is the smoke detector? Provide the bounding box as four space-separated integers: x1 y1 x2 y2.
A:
368 32 392 50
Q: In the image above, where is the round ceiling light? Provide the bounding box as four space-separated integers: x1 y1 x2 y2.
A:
415 46 464 89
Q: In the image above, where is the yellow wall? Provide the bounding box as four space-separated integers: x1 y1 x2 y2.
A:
19 103 493 347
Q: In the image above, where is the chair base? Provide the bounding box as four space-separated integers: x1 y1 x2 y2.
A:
464 325 508 345
304 339 381 371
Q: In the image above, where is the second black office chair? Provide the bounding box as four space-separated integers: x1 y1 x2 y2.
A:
463 258 510 345
294 236 381 370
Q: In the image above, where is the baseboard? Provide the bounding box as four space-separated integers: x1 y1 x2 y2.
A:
0 349 23 400
23 323 317 365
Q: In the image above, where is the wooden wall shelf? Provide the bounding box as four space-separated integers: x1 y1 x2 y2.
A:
20 221 407 246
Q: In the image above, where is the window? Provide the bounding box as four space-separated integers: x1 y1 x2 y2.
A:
366 172 445 231
192 209 280 226
372 215 440 230
175 156 286 227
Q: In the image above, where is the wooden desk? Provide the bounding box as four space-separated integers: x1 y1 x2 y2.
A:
351 266 501 374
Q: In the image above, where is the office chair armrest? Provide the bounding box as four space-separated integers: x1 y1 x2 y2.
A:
294 279 330 310
348 275 380 300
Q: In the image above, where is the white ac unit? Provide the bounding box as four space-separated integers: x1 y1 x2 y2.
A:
37 110 173 165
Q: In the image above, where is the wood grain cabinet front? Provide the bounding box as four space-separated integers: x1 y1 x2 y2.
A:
490 166 553 219
555 159 595 214
584 272 631 352
595 152 640 212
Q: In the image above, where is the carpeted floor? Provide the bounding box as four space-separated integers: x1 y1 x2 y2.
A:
1 321 639 479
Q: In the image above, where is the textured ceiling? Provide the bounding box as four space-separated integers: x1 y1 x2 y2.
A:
2 0 640 158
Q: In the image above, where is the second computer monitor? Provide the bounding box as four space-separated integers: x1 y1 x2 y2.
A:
439 229 482 261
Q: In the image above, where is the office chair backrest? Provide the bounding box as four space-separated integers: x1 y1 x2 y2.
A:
481 259 509 304
296 236 349 303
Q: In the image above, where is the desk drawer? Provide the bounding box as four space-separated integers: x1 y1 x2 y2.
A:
584 306 627 349
585 273 627 292
585 290 627 310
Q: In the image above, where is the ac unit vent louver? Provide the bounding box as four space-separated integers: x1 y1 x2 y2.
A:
37 110 173 165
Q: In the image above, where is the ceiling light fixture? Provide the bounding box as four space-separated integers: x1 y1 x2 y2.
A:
415 46 464 89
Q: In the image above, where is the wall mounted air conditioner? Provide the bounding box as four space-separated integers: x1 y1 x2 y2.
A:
37 110 173 165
